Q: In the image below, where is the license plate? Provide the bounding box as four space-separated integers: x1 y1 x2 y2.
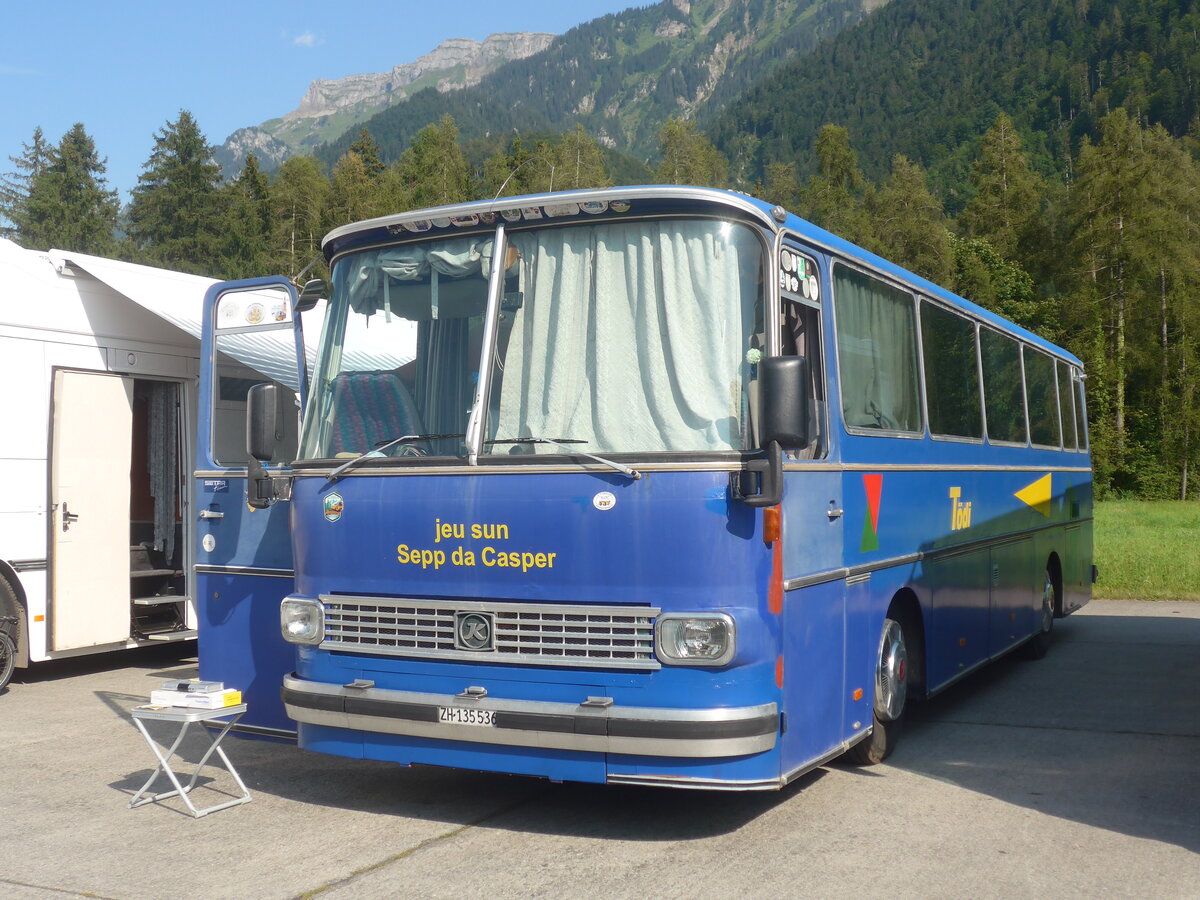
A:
438 706 495 727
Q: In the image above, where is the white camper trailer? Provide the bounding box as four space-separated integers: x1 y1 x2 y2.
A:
0 238 221 680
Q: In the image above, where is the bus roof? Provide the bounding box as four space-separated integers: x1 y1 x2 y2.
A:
322 185 1080 367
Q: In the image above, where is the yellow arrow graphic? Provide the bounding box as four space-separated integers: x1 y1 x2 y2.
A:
1015 473 1052 517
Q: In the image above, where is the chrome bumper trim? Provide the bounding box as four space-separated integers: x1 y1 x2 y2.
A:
283 675 778 759
606 773 785 791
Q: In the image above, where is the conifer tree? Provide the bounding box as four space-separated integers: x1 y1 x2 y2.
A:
126 111 224 274
655 118 728 188
270 155 330 280
16 124 118 254
481 136 543 198
348 128 386 180
396 116 470 210
220 152 273 279
867 155 951 286
959 113 1044 260
328 151 378 228
798 124 874 248
548 125 611 191
0 127 51 239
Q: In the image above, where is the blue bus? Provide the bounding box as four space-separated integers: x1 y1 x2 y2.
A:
194 186 1093 789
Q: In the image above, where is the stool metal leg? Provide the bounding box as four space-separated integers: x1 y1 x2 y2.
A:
128 711 252 817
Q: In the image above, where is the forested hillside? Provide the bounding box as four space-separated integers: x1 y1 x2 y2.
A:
315 0 875 169
712 0 1200 197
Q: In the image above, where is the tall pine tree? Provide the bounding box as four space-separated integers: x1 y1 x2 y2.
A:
126 111 224 274
0 127 51 240
14 124 117 254
220 152 273 279
396 116 470 210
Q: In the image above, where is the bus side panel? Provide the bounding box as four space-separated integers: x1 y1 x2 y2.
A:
923 549 991 689
989 537 1036 657
195 484 295 734
779 580 845 775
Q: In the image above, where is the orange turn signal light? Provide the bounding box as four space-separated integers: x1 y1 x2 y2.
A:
762 507 781 544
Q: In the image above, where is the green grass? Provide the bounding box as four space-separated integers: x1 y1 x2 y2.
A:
1094 501 1200 600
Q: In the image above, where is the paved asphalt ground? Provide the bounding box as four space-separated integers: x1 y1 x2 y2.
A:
0 599 1196 899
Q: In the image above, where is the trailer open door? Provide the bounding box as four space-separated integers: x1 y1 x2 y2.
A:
50 370 134 650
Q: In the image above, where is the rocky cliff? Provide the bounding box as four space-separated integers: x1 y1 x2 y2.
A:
217 32 555 177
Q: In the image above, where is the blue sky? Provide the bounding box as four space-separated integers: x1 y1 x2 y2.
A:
2 1 641 203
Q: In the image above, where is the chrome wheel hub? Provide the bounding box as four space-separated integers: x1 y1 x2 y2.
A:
1040 572 1055 633
874 618 907 722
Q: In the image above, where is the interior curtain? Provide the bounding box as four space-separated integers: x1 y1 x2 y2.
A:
492 221 754 453
146 381 178 564
835 267 920 432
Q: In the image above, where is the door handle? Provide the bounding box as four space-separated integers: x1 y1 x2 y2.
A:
199 509 225 519
61 501 79 531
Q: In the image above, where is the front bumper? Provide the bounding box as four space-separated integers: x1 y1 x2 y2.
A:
282 674 778 758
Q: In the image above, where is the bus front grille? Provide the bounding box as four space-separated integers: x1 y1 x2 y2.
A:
320 596 661 670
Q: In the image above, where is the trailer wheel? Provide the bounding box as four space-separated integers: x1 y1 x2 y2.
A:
843 612 910 765
0 631 14 691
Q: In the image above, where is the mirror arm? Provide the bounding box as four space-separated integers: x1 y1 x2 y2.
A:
736 441 784 508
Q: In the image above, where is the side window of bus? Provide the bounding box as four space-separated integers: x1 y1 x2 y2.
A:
1057 359 1078 451
833 264 921 434
920 300 982 439
779 246 826 458
1024 346 1061 448
979 328 1027 444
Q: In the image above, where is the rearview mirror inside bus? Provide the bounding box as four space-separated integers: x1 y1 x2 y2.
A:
758 355 811 449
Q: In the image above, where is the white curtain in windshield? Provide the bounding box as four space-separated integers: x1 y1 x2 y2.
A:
491 220 758 453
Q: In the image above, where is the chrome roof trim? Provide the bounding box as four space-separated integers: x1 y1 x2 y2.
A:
321 186 778 250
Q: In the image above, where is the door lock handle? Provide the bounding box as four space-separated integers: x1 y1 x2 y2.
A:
199 509 225 519
62 501 79 530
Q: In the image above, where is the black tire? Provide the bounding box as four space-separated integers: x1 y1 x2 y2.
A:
843 613 910 765
0 573 22 678
0 631 14 692
1023 566 1057 660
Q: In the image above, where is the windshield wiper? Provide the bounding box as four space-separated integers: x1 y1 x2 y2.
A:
484 437 641 481
327 433 463 482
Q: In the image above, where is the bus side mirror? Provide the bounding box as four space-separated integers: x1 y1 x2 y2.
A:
759 355 811 449
295 278 327 312
736 356 812 508
246 383 285 508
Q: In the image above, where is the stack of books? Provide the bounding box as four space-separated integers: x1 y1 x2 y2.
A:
149 679 242 709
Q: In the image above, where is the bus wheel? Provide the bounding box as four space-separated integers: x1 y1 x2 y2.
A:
1023 567 1057 660
844 614 909 765
0 631 14 691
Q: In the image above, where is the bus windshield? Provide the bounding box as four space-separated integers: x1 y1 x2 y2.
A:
300 217 763 461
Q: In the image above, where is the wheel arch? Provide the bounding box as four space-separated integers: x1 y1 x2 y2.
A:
0 561 29 668
887 587 926 700
1046 551 1064 617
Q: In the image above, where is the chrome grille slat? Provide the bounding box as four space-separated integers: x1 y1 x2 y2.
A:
320 595 660 670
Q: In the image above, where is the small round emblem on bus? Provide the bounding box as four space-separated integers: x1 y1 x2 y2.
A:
593 491 616 511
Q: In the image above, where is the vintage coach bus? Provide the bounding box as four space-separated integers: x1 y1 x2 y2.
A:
195 186 1093 788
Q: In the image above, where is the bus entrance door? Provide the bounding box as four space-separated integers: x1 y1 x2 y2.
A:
779 469 848 775
194 278 305 738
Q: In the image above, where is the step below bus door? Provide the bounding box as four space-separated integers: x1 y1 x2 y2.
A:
194 278 307 738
